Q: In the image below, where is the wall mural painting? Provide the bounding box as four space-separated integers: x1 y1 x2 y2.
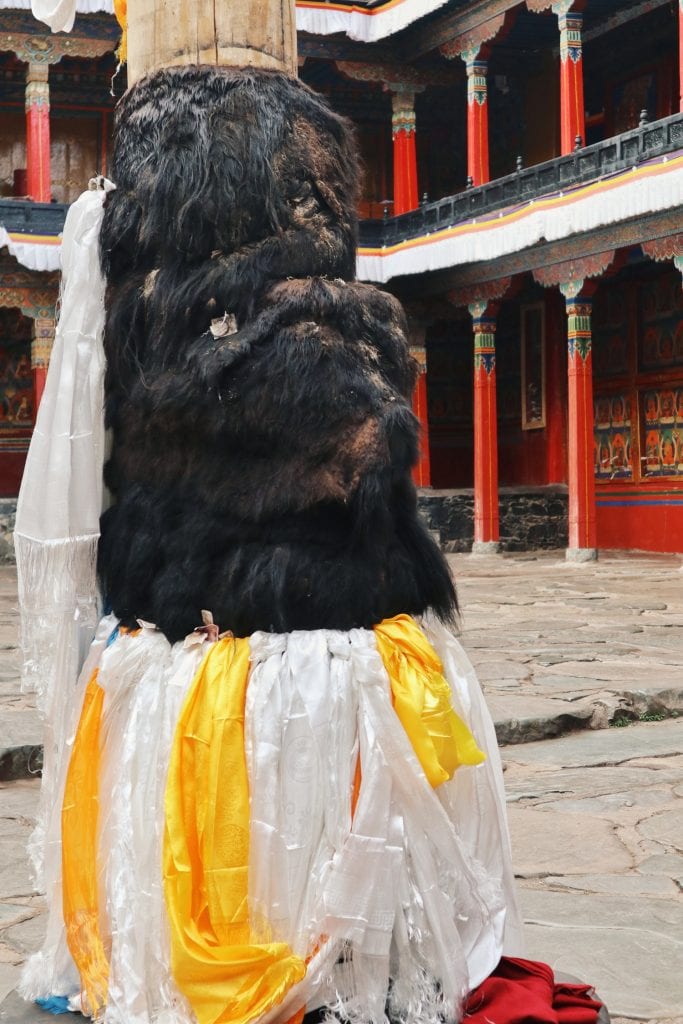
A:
639 272 683 373
0 308 34 428
520 302 545 430
594 392 633 479
642 386 683 478
592 283 629 379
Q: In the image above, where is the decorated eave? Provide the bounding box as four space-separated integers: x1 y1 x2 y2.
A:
0 0 450 41
356 154 683 283
0 227 60 271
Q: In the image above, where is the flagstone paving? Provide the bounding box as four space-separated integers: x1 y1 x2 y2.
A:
1 553 682 1023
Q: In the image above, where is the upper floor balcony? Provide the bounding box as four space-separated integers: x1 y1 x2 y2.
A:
1 111 682 279
359 112 683 250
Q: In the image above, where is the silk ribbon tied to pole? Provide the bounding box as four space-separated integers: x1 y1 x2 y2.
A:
375 614 486 786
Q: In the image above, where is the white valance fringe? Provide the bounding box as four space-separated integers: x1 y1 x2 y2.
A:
0 227 61 273
357 160 683 284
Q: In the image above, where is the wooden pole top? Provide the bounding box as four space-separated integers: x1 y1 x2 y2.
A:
126 0 297 85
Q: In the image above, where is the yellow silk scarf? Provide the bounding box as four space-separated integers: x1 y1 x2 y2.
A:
163 637 306 1024
61 615 485 1024
62 672 109 1018
374 614 486 785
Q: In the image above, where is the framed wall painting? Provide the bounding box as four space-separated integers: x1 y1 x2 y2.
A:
520 302 546 431
593 391 633 480
641 385 683 478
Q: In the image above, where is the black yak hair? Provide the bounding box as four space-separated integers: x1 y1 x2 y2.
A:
98 64 457 642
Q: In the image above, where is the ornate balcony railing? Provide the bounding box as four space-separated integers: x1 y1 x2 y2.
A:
0 198 68 236
1 113 681 251
358 112 683 249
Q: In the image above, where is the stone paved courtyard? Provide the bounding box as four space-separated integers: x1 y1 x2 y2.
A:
1 552 682 1023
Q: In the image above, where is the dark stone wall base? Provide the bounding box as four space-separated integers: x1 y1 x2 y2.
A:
418 486 569 553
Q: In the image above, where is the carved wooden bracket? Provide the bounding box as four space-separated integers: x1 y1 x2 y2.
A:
525 0 574 14
641 234 683 276
532 251 615 297
337 61 453 88
440 12 506 63
448 276 512 310
0 31 115 65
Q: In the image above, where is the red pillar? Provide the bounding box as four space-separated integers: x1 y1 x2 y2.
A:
25 62 51 203
466 55 490 186
563 288 597 558
410 345 431 488
558 8 585 154
470 301 499 551
391 89 419 215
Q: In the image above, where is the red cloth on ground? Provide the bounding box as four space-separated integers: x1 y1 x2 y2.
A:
464 957 603 1024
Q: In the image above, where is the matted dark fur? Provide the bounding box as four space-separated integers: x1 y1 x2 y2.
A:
98 64 456 642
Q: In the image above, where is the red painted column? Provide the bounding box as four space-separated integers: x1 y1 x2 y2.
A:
469 301 499 551
465 54 490 186
410 344 431 488
391 89 419 215
25 62 51 203
545 293 567 484
563 287 597 559
557 6 585 154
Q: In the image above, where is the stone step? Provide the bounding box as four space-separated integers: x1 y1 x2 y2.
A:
3 683 682 782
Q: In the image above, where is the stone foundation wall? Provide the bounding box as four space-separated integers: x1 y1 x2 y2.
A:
418 486 569 552
0 489 569 564
0 500 15 564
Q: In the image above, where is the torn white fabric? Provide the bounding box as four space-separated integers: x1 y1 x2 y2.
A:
15 181 113 902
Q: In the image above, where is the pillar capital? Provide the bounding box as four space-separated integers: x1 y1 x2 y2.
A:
390 88 418 135
565 296 593 362
25 61 49 111
468 298 500 321
558 10 583 64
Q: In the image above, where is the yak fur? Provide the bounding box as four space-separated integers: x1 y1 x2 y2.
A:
98 65 456 642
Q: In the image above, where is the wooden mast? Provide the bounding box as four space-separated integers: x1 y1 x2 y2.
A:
126 0 297 85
